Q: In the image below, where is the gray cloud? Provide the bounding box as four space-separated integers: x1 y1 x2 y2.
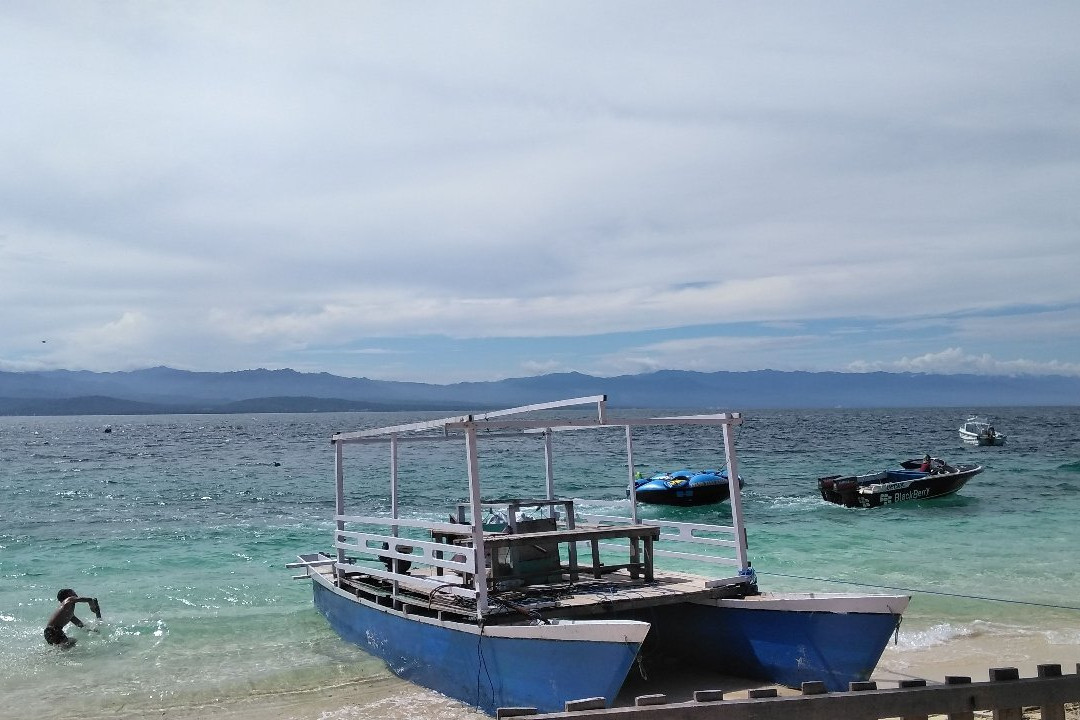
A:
2 2 1078 380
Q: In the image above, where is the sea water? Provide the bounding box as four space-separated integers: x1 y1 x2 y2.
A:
2 407 1079 719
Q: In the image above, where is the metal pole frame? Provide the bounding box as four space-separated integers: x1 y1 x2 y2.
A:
722 421 749 570
625 425 639 525
464 423 489 618
334 439 346 566
543 429 555 510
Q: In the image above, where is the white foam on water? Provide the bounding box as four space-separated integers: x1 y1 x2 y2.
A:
315 690 476 720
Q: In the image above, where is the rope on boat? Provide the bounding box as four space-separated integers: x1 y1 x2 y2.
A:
761 571 1080 612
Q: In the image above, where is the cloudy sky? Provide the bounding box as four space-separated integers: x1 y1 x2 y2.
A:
2 3 1078 383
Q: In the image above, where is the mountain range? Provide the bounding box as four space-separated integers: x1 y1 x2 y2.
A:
0 367 1077 415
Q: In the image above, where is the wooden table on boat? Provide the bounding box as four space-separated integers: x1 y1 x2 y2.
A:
430 522 661 585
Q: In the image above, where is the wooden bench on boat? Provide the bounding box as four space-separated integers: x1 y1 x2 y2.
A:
424 498 662 589
486 523 660 583
431 519 660 587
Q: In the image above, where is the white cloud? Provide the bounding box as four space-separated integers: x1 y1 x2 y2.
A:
594 335 823 377
1 3 1078 381
847 348 1080 378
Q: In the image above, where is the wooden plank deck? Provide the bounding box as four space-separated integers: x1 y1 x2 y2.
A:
332 563 745 624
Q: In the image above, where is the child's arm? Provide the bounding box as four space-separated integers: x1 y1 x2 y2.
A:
73 596 102 620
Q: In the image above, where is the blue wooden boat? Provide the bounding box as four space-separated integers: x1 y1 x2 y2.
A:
291 396 909 715
307 568 644 712
632 467 741 505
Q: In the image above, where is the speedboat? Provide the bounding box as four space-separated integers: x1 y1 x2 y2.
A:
959 416 1006 446
631 468 741 506
818 457 982 508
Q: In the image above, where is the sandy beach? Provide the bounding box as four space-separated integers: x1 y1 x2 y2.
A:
83 632 1077 720
111 666 1080 720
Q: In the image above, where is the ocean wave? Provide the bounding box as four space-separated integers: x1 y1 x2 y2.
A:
894 622 980 650
895 620 1009 650
894 619 1046 651
757 494 823 511
316 689 475 720
1045 627 1080 645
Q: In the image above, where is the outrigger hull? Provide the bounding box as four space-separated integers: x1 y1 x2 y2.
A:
311 571 648 715
624 593 907 691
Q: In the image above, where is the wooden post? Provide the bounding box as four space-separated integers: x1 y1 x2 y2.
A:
989 667 1021 720
1039 664 1066 720
944 676 974 720
900 679 928 720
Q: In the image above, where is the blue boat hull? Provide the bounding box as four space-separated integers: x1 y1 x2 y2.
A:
312 577 645 715
624 597 902 691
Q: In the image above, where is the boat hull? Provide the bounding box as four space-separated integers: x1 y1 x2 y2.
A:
310 573 648 715
818 464 982 508
633 469 738 506
622 593 907 692
960 430 1006 446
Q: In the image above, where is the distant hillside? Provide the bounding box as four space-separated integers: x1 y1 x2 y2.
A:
0 366 1077 416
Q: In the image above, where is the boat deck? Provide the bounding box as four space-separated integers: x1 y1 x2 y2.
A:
322 561 751 625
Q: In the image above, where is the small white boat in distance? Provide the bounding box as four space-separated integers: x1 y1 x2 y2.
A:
959 416 1006 446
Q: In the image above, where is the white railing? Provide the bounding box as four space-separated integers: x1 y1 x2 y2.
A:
333 514 480 602
578 513 743 571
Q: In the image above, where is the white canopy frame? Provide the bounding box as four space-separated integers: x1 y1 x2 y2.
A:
331 395 747 618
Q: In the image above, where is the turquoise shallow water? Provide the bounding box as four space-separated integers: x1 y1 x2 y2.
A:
2 407 1079 719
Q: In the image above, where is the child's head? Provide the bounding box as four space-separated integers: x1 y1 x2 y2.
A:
57 588 77 601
